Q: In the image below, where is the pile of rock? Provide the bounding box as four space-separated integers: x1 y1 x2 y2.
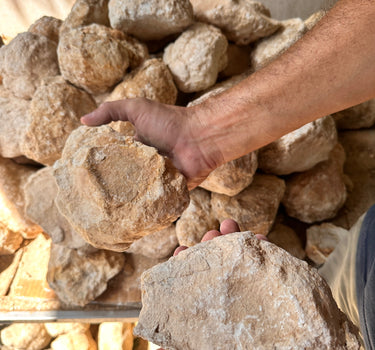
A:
0 0 374 347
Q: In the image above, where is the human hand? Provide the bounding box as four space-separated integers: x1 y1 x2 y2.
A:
81 98 224 190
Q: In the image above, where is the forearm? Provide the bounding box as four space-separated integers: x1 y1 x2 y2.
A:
192 0 375 165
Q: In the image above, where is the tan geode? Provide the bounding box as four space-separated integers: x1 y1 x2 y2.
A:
107 58 177 105
54 126 189 251
190 0 280 45
21 76 97 166
163 23 228 93
108 0 194 41
28 16 63 43
58 24 130 94
134 232 361 349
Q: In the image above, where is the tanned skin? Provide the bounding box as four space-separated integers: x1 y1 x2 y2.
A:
82 0 375 190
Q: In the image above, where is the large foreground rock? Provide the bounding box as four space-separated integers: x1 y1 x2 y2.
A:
54 126 189 251
134 232 360 349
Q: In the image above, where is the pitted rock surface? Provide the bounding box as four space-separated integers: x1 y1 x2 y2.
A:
28 16 63 43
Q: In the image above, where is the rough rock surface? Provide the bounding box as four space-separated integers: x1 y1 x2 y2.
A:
47 244 125 306
332 99 375 130
305 10 326 31
60 0 110 33
306 223 348 266
0 223 23 255
120 34 149 69
282 144 347 223
190 0 280 45
199 152 258 196
1 323 51 350
220 44 252 78
163 23 228 93
54 126 189 251
108 0 194 41
24 167 94 251
28 16 63 43
211 174 285 235
176 188 219 247
51 331 97 350
107 58 177 105
0 249 23 296
0 157 42 239
0 32 59 99
251 18 306 71
134 232 361 349
109 121 136 137
45 323 90 337
58 24 130 94
21 76 97 166
127 225 178 259
267 223 306 260
98 323 134 350
258 115 337 175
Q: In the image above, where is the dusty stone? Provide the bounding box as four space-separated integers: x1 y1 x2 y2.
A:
0 157 42 239
332 99 375 130
54 125 189 251
199 152 258 196
267 223 305 260
60 0 110 33
58 24 130 94
98 323 134 350
190 0 280 45
21 76 97 166
108 0 194 41
0 223 23 255
45 323 90 338
220 44 252 78
51 331 97 350
211 174 285 236
0 32 59 99
306 223 348 266
24 167 94 251
258 115 337 175
163 23 228 93
28 16 63 43
251 18 306 71
1 323 51 350
107 58 177 105
134 232 361 349
0 249 23 296
304 10 326 31
127 224 178 259
9 233 56 299
47 244 125 306
282 144 347 223
176 188 219 247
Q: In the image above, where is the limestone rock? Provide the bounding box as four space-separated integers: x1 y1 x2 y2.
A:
282 144 347 223
28 16 63 43
0 86 31 158
24 167 94 251
190 0 280 45
267 223 305 260
176 188 219 247
60 0 110 33
332 99 375 130
51 331 97 350
21 76 97 165
54 125 189 251
258 115 337 175
251 18 306 71
47 244 125 306
0 249 23 296
0 223 23 255
45 323 90 338
108 0 194 41
199 152 258 196
220 44 251 78
163 23 228 93
134 232 361 349
107 58 177 105
0 32 59 99
58 24 130 94
211 174 285 235
0 157 42 239
127 224 178 259
305 10 326 31
1 323 51 350
306 223 348 266
98 323 134 350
